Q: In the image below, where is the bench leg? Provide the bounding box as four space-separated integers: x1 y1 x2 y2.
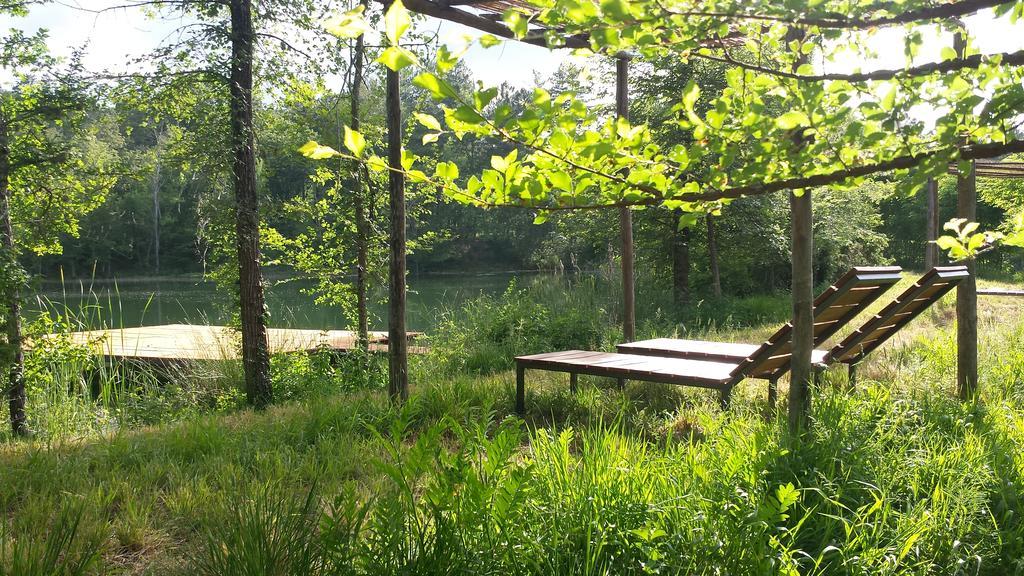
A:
616 377 626 391
847 363 857 389
516 364 526 415
569 372 578 394
767 377 778 412
719 387 732 410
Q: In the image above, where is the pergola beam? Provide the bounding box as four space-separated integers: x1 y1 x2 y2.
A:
398 0 591 49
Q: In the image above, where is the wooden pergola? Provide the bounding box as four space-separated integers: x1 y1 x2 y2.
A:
376 0 981 421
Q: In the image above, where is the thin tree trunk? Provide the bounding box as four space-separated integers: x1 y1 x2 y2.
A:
385 8 408 402
349 1 369 348
0 116 27 436
151 130 162 275
616 56 635 342
956 164 978 400
788 189 814 433
707 214 722 298
954 30 978 401
787 29 813 434
230 0 272 407
924 177 939 269
671 221 690 305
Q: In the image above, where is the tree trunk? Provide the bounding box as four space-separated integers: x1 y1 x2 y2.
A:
616 56 635 342
350 3 369 348
0 116 27 436
956 164 978 400
707 214 722 298
671 221 690 305
230 0 272 408
924 177 939 269
954 30 978 401
151 130 162 275
385 11 408 402
788 188 814 434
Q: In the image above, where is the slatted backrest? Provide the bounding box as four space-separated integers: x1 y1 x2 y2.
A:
825 266 969 365
730 266 904 379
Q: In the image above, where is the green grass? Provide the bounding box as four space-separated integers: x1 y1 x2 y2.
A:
3 273 1024 573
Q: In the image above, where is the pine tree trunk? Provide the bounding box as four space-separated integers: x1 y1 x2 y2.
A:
707 215 722 298
350 3 369 348
671 221 690 305
230 0 272 407
385 8 408 402
0 116 27 436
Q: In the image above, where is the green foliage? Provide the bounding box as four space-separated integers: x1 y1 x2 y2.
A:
0 504 102 576
429 276 615 374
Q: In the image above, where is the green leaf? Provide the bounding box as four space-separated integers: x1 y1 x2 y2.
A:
413 73 458 100
376 46 418 71
299 140 339 159
479 34 502 48
384 0 411 45
413 112 442 131
600 0 632 20
343 127 366 157
503 10 529 38
776 111 810 130
324 6 370 39
422 132 440 145
435 161 459 180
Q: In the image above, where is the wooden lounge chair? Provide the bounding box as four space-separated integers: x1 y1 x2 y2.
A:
823 265 969 385
616 266 904 366
514 267 904 415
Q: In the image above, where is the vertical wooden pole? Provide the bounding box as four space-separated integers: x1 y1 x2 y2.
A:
616 56 635 343
349 3 369 349
787 29 813 434
788 188 814 433
707 214 722 298
385 4 408 402
954 30 978 401
515 364 525 415
924 178 940 270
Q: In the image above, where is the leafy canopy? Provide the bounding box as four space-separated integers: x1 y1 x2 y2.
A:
307 0 1024 237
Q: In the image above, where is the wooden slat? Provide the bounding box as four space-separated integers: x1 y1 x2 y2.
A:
516 351 737 388
828 266 969 364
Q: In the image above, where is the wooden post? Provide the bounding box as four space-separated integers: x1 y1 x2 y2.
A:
569 372 578 394
349 4 370 349
767 378 778 412
707 214 722 298
516 364 525 414
924 178 940 269
787 29 813 435
719 387 732 410
616 56 636 343
789 187 814 433
847 363 857 389
954 30 978 401
385 9 408 402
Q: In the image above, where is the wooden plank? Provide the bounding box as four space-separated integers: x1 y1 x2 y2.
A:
979 288 1024 297
39 324 423 362
515 351 736 388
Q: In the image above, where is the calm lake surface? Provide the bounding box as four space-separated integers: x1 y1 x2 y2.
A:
31 272 531 332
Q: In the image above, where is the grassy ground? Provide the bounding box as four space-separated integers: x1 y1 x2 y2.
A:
3 274 1024 574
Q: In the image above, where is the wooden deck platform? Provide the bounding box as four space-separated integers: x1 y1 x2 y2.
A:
42 324 425 363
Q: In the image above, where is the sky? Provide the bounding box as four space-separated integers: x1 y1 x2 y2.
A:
2 1 1022 89
0 0 572 87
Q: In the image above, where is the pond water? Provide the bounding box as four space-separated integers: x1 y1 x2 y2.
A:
30 272 532 332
